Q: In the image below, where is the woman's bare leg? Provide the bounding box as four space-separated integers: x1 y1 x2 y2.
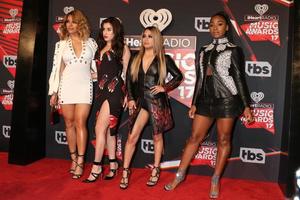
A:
86 100 110 180
61 104 77 172
106 130 118 177
146 133 163 186
153 133 163 167
165 115 214 190
120 109 149 188
210 118 235 198
73 104 91 177
123 109 149 168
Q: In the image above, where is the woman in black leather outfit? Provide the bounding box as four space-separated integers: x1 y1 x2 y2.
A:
119 26 183 189
164 12 253 199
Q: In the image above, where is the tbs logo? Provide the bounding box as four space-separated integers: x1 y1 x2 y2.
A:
55 131 67 145
141 139 154 154
240 147 265 164
2 125 11 138
3 55 17 68
245 61 272 77
194 17 210 32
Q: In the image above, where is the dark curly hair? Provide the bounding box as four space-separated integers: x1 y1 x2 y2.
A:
97 17 124 61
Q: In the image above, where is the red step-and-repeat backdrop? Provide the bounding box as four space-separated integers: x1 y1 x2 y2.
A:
0 0 293 182
0 0 23 151
45 0 293 182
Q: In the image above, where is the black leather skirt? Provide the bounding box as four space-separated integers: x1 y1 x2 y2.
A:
195 95 244 118
195 76 244 118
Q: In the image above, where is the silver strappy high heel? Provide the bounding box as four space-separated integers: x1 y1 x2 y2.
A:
164 169 186 191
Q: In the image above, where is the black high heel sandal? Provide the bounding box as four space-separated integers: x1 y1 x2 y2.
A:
104 158 119 180
72 154 84 179
82 161 103 183
69 151 77 174
119 168 130 189
146 166 160 186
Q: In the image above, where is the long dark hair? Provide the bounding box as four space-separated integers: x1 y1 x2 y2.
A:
211 11 233 42
97 17 124 60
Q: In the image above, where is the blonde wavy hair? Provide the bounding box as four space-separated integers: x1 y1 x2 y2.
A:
59 9 90 40
130 26 166 85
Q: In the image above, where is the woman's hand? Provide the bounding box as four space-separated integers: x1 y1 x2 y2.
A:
91 72 97 81
50 94 58 107
243 107 254 124
128 100 137 115
150 85 165 95
123 95 128 111
188 105 197 119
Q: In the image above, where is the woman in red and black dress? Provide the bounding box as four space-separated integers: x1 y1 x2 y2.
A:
83 17 130 183
119 26 183 189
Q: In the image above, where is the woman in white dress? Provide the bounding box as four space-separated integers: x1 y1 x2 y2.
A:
48 9 98 179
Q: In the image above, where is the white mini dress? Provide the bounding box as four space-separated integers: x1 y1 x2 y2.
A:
58 38 95 105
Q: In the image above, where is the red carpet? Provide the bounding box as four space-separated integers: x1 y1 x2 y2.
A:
0 152 285 200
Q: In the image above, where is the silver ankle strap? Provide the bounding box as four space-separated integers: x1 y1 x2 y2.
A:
211 175 220 185
175 170 185 182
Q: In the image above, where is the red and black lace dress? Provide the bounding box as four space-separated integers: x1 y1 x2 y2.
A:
94 50 125 136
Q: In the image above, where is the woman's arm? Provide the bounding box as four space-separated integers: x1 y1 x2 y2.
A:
191 48 204 107
122 45 131 82
48 41 63 96
126 56 135 101
230 47 251 108
88 38 98 79
163 55 183 92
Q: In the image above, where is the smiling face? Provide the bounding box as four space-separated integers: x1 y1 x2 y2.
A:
209 15 229 39
142 29 154 49
66 15 79 35
102 22 115 43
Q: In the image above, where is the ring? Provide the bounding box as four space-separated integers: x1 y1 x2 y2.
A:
247 118 254 123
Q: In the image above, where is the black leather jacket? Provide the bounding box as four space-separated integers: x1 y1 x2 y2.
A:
192 37 250 108
126 54 183 134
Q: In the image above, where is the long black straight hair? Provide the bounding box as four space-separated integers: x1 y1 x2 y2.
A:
97 17 124 61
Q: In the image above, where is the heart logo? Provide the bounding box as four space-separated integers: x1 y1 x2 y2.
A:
250 92 264 103
63 6 74 15
140 9 172 31
7 80 14 90
9 9 18 18
254 4 268 16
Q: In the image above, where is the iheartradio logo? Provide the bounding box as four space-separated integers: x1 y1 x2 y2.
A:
251 92 264 103
254 4 269 16
63 6 74 14
2 125 11 138
9 9 18 18
7 80 14 90
139 9 172 31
